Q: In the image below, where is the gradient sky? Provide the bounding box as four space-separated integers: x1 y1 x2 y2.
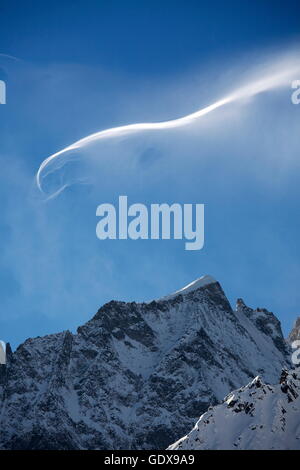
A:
0 0 300 349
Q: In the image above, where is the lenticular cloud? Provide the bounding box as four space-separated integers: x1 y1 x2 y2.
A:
36 52 300 199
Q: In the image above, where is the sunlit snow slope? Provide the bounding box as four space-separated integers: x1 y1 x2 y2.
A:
169 368 300 450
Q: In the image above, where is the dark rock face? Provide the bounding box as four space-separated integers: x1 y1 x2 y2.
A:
0 277 290 450
236 298 289 355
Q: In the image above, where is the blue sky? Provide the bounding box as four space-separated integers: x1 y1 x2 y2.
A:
0 0 300 348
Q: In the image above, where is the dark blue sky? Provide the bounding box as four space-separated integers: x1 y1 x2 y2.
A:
0 0 300 349
1 0 300 73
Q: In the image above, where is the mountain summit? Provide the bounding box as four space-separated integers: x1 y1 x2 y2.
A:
0 276 290 449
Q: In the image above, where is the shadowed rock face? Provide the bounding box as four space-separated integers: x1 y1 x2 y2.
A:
236 298 290 355
0 277 290 450
288 317 300 344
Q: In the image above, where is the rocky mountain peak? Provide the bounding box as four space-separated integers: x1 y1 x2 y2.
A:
160 275 217 301
288 317 300 344
0 275 292 450
236 298 248 311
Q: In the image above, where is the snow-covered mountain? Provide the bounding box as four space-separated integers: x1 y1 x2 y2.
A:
0 275 291 449
169 368 300 450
